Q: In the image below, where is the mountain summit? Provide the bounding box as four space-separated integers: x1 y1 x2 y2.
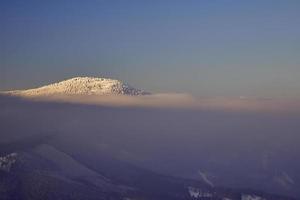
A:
3 77 149 96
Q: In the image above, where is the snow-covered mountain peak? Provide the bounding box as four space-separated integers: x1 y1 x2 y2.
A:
4 76 149 96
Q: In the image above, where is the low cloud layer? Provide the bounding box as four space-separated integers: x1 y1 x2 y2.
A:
11 93 300 113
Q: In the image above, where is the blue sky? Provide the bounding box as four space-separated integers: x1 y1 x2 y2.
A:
1 0 300 97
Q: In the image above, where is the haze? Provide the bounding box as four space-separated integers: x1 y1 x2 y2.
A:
1 0 300 97
1 94 300 198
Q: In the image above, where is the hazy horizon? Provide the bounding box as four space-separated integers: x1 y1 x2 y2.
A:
1 1 300 98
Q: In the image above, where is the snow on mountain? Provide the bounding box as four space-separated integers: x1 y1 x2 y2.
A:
198 170 214 187
188 186 213 198
0 153 17 172
241 194 266 200
3 77 149 97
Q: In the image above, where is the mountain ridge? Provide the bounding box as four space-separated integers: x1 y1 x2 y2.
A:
2 77 149 97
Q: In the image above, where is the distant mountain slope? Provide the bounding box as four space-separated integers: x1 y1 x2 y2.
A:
1 143 296 200
2 77 149 96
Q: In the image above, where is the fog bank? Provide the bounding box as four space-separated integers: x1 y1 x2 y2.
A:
8 93 300 113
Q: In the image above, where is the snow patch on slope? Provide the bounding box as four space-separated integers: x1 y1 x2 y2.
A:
0 153 17 172
198 170 214 187
273 171 295 189
241 194 266 200
188 186 212 198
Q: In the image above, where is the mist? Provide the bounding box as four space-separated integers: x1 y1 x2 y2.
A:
1 94 300 197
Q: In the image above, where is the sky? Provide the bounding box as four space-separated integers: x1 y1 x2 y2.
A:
1 0 300 97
